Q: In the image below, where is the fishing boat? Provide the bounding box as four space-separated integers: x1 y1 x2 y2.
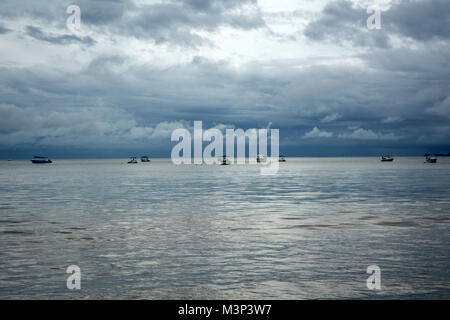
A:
140 156 151 162
31 156 52 164
256 154 266 163
425 156 437 163
219 156 231 165
381 156 394 162
128 157 138 164
279 155 286 162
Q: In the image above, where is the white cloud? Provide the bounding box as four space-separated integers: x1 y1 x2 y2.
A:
303 126 333 138
381 116 402 123
320 113 341 123
143 121 188 139
338 128 398 140
426 96 450 117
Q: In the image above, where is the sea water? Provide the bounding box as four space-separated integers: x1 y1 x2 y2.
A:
0 157 449 299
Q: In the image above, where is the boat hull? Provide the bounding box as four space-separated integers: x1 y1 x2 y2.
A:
31 160 52 164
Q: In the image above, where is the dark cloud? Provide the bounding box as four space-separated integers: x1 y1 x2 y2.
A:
0 1 59 21
25 25 96 46
304 0 450 48
1 45 449 155
76 0 133 25
303 0 390 48
0 0 265 47
0 24 12 34
84 55 127 75
116 1 265 47
384 0 450 41
0 1 449 156
182 0 259 13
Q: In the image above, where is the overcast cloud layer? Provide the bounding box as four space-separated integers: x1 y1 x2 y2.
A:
0 0 449 157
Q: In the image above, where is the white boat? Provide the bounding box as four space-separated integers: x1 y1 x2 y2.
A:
279 155 286 162
425 156 437 163
140 156 151 162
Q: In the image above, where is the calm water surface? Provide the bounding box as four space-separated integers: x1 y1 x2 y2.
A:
0 157 449 299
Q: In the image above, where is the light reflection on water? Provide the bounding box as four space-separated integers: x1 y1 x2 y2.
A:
0 157 450 299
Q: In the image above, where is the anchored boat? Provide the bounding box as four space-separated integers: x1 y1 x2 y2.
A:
425 156 437 163
219 156 231 165
128 157 138 164
140 156 151 162
31 156 52 164
381 156 394 162
256 154 266 163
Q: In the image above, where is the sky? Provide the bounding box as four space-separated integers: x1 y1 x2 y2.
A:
0 0 449 158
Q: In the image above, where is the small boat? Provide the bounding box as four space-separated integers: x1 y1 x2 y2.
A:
140 156 151 162
279 155 286 162
256 154 266 163
219 156 231 165
381 156 394 162
425 156 437 163
31 156 52 164
128 157 138 164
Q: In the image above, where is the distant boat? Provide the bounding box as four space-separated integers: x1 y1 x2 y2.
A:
279 155 286 162
219 156 230 165
256 154 266 163
140 156 151 162
128 157 138 164
425 156 437 163
31 156 52 164
381 156 394 162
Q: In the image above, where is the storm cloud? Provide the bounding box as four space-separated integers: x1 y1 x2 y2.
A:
0 0 449 158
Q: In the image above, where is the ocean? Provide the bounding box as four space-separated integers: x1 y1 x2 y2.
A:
0 157 449 299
